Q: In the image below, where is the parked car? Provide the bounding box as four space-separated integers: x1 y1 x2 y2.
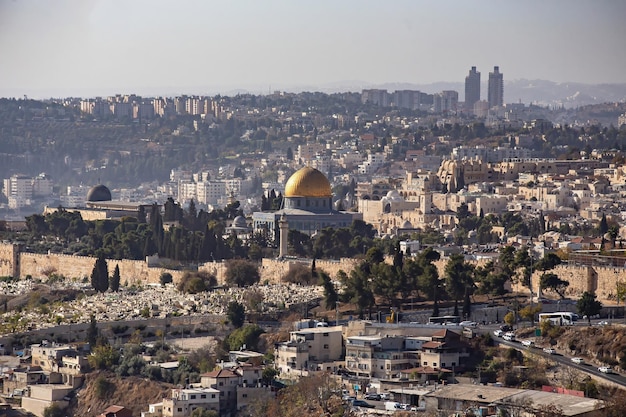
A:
598 366 612 374
521 340 534 347
379 393 392 401
503 332 515 341
571 357 584 364
364 393 381 401
543 348 556 354
493 329 503 337
351 399 375 408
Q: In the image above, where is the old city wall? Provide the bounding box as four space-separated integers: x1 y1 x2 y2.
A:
3 241 622 302
19 252 187 285
0 243 19 277
258 257 361 284
0 243 187 285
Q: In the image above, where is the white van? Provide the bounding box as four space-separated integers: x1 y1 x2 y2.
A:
385 401 403 411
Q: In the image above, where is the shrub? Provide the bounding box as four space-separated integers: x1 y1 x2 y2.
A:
160 272 173 286
94 375 115 400
177 271 217 294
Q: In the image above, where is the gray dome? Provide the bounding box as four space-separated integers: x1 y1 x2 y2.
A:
232 215 247 228
86 184 112 202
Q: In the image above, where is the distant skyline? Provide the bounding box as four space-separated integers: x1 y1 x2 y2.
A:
1 0 625 99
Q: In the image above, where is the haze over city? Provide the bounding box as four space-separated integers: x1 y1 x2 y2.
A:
1 0 625 98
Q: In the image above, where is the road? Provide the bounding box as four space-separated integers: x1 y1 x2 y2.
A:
491 326 626 388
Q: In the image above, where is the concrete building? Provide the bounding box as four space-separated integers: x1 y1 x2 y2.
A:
275 326 343 377
162 387 220 417
464 66 481 113
488 66 504 108
345 335 417 379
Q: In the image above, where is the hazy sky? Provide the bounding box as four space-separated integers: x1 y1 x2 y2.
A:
1 0 625 98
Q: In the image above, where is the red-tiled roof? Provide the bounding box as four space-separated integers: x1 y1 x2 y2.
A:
201 369 238 378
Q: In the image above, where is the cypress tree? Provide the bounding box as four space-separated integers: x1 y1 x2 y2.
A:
91 256 109 293
109 264 120 292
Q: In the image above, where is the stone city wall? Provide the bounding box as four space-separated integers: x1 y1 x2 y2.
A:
2 242 623 302
19 252 187 286
0 243 18 277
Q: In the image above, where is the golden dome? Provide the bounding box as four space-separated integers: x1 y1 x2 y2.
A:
284 166 332 198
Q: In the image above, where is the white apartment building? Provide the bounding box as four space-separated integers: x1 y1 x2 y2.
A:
196 180 227 205
4 174 53 209
345 335 417 379
162 387 220 417
275 326 343 377
358 153 385 175
297 142 326 163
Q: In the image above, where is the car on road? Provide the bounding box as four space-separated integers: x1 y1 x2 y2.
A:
543 348 556 354
521 340 534 347
351 399 375 408
460 321 478 327
502 332 515 341
598 366 612 374
364 393 381 401
379 393 392 401
571 357 584 364
598 320 609 326
493 329 503 337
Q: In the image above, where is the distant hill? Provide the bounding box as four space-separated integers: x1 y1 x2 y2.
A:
283 79 626 109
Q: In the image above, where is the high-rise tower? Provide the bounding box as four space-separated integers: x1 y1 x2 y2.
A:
488 66 504 108
464 66 481 112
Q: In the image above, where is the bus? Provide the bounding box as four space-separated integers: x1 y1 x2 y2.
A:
538 312 577 326
428 315 461 325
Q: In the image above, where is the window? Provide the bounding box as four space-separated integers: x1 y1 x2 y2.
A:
191 395 196 399
219 381 223 386
323 332 329 336
178 408 182 413
201 394 206 399
243 394 248 398
323 344 329 349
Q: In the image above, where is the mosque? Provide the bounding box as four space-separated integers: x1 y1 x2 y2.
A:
252 166 360 239
44 183 155 221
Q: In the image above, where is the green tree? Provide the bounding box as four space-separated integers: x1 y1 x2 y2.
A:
444 254 475 317
577 291 602 324
539 273 569 298
504 311 516 327
43 403 65 417
189 408 218 417
318 271 338 310
88 344 121 370
109 264 121 292
87 314 98 348
90 256 109 293
225 259 260 287
519 304 542 325
160 272 173 286
261 367 279 385
227 301 246 328
225 324 264 351
599 213 609 235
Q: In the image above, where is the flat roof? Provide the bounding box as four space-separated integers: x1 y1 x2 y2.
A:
428 384 603 416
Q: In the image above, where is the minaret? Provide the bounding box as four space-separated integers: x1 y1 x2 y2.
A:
278 214 288 258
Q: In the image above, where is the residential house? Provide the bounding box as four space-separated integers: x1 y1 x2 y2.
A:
98 405 133 417
200 369 240 414
275 326 343 377
162 388 220 417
